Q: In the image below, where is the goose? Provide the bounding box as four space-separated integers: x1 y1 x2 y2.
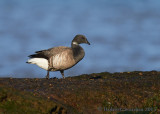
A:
26 34 90 79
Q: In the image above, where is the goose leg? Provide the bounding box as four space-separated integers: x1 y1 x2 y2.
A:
46 71 50 79
60 70 65 79
46 58 52 79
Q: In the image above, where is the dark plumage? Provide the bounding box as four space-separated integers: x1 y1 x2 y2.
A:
26 34 90 79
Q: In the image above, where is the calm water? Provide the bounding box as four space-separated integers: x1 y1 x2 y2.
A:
1 0 160 78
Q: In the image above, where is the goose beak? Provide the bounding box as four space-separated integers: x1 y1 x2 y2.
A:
86 39 90 45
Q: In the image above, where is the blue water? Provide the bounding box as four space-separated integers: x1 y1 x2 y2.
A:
1 0 160 78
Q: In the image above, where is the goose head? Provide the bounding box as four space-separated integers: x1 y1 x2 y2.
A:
72 34 90 45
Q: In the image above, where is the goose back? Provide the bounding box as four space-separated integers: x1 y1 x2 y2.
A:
29 46 70 60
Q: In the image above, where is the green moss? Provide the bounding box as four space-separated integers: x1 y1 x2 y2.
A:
0 86 67 114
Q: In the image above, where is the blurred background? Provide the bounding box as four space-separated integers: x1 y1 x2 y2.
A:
1 0 160 78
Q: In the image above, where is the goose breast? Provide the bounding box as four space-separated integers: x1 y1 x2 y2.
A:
51 50 76 70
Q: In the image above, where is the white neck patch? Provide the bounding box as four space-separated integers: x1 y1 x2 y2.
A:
72 42 78 45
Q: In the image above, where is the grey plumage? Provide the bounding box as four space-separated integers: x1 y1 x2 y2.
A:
27 34 90 79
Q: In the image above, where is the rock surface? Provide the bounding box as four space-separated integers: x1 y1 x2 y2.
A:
0 71 160 113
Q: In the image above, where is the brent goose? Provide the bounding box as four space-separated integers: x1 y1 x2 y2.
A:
26 35 90 79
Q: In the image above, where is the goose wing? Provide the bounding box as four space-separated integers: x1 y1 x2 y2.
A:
28 46 71 60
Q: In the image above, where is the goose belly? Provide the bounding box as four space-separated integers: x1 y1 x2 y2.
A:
51 52 76 70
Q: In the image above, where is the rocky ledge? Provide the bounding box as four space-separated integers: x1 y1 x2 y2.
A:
0 71 160 113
